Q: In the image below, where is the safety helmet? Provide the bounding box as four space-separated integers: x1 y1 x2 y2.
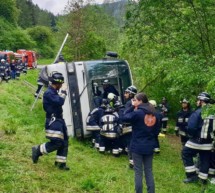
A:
108 93 116 101
58 54 64 61
49 72 64 84
1 59 5 62
125 85 137 95
114 100 122 108
197 92 211 103
105 105 114 113
149 100 157 107
93 82 98 87
180 98 189 104
102 79 110 85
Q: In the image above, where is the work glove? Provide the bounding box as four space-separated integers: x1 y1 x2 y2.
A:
61 83 68 91
60 83 68 99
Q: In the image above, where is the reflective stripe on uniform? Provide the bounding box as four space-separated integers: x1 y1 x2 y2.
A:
112 149 119 154
198 172 208 180
86 125 100 131
55 155 67 163
100 132 117 138
178 118 183 123
185 165 196 173
45 129 64 139
99 146 105 152
185 141 213 150
40 143 48 154
162 117 168 121
122 126 132 134
179 130 186 136
209 168 215 175
201 119 209 139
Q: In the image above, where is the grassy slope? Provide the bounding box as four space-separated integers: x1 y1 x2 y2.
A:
0 70 214 193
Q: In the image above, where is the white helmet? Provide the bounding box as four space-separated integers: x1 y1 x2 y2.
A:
149 100 157 107
108 93 116 100
1 59 5 62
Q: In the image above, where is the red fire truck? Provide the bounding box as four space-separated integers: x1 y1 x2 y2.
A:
17 49 37 68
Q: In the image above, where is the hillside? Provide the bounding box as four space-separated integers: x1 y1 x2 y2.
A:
0 70 214 193
16 0 57 30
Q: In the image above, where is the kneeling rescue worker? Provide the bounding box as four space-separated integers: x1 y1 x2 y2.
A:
32 72 70 170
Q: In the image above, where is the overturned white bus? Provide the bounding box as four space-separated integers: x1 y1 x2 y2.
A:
39 53 133 138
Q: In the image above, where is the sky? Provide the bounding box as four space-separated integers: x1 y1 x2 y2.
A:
32 0 104 15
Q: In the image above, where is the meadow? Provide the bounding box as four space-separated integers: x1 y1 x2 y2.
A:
0 69 214 193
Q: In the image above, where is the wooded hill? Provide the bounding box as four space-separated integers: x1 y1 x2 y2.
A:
1 0 215 115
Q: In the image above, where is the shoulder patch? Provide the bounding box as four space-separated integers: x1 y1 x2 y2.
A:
144 114 156 127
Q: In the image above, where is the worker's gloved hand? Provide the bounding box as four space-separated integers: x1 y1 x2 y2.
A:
60 83 68 99
61 83 68 91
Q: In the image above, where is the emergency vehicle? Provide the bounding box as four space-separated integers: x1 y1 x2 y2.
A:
39 52 133 138
17 49 37 68
0 51 15 63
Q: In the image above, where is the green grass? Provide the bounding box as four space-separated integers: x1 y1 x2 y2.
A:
37 58 55 65
0 70 214 193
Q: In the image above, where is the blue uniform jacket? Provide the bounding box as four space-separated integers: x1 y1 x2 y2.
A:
122 103 161 155
176 109 192 135
43 86 65 118
187 107 203 138
86 107 105 130
103 85 119 99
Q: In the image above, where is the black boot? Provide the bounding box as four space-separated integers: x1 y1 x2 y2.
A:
183 175 198 183
55 162 70 171
32 145 42 163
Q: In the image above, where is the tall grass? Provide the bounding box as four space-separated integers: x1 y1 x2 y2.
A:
0 70 214 193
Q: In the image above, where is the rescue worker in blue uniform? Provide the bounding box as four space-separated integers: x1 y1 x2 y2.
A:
149 100 162 154
102 79 119 99
32 72 70 170
99 96 121 156
175 99 193 146
15 60 23 80
0 59 8 82
86 100 106 148
121 85 137 168
182 92 214 184
158 97 169 133
92 82 102 108
10 59 16 79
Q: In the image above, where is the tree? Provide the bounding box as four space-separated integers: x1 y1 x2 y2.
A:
58 0 121 60
27 26 56 57
0 0 19 24
122 0 215 114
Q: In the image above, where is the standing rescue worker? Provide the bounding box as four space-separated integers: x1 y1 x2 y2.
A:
10 60 16 79
175 99 192 146
121 85 137 168
32 72 70 170
158 97 169 134
0 59 8 82
182 92 214 184
149 100 162 154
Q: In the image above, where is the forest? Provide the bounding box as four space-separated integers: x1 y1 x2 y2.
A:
0 0 215 115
